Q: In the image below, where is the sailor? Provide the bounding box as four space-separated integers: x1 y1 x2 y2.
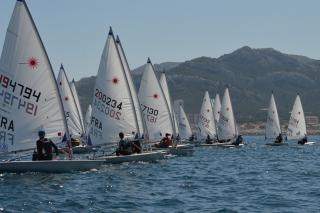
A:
116 132 133 156
131 132 142 154
205 135 213 144
33 130 59 161
189 134 195 142
233 135 243 146
298 134 308 145
176 134 181 142
275 133 283 144
155 133 172 148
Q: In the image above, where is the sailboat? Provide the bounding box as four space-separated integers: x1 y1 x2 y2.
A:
89 28 163 163
198 91 217 143
70 79 85 136
159 72 179 139
213 94 221 123
138 59 174 142
0 0 104 172
265 93 284 146
216 87 242 147
178 105 193 141
286 94 311 145
138 59 192 155
57 65 85 141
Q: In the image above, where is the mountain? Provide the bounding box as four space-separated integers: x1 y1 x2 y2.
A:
132 62 180 74
74 46 320 123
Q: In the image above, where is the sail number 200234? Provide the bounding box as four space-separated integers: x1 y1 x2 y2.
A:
94 88 122 120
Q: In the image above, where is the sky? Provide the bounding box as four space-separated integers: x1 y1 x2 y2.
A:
1 0 320 80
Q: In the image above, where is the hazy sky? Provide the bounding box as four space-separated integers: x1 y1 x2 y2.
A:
1 0 320 80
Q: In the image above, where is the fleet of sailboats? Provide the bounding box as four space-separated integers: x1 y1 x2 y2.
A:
0 0 316 173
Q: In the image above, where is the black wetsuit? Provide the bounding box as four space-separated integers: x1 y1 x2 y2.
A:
35 138 59 160
298 137 307 145
116 139 133 156
233 136 243 146
275 134 283 143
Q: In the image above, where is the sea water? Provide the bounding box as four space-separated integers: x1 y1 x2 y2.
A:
0 136 320 212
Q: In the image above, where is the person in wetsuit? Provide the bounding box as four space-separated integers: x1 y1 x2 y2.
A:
33 130 59 161
155 133 173 148
205 135 213 144
233 135 243 146
275 133 283 144
116 132 133 156
298 135 308 145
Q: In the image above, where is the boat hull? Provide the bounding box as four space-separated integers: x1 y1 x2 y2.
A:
153 144 194 156
199 143 243 148
0 160 105 173
97 151 165 164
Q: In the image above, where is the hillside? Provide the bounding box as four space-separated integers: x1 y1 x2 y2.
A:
74 46 320 123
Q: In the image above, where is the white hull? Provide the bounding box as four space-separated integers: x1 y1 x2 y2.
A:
0 160 105 173
97 151 165 164
153 144 194 156
305 141 315 145
199 143 243 148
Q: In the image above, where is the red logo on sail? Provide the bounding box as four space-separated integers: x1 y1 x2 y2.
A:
64 96 69 101
153 94 159 99
19 57 39 69
112 77 119 84
29 57 39 69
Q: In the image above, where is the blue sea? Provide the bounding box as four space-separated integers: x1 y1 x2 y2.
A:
1 136 320 213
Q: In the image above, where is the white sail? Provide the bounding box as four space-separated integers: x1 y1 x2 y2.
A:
89 28 139 146
178 105 192 140
213 94 221 122
0 0 67 152
70 79 85 134
84 104 92 135
116 36 144 137
138 59 174 142
265 93 281 139
57 65 83 137
198 91 216 139
286 94 306 140
217 88 237 141
159 72 178 136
